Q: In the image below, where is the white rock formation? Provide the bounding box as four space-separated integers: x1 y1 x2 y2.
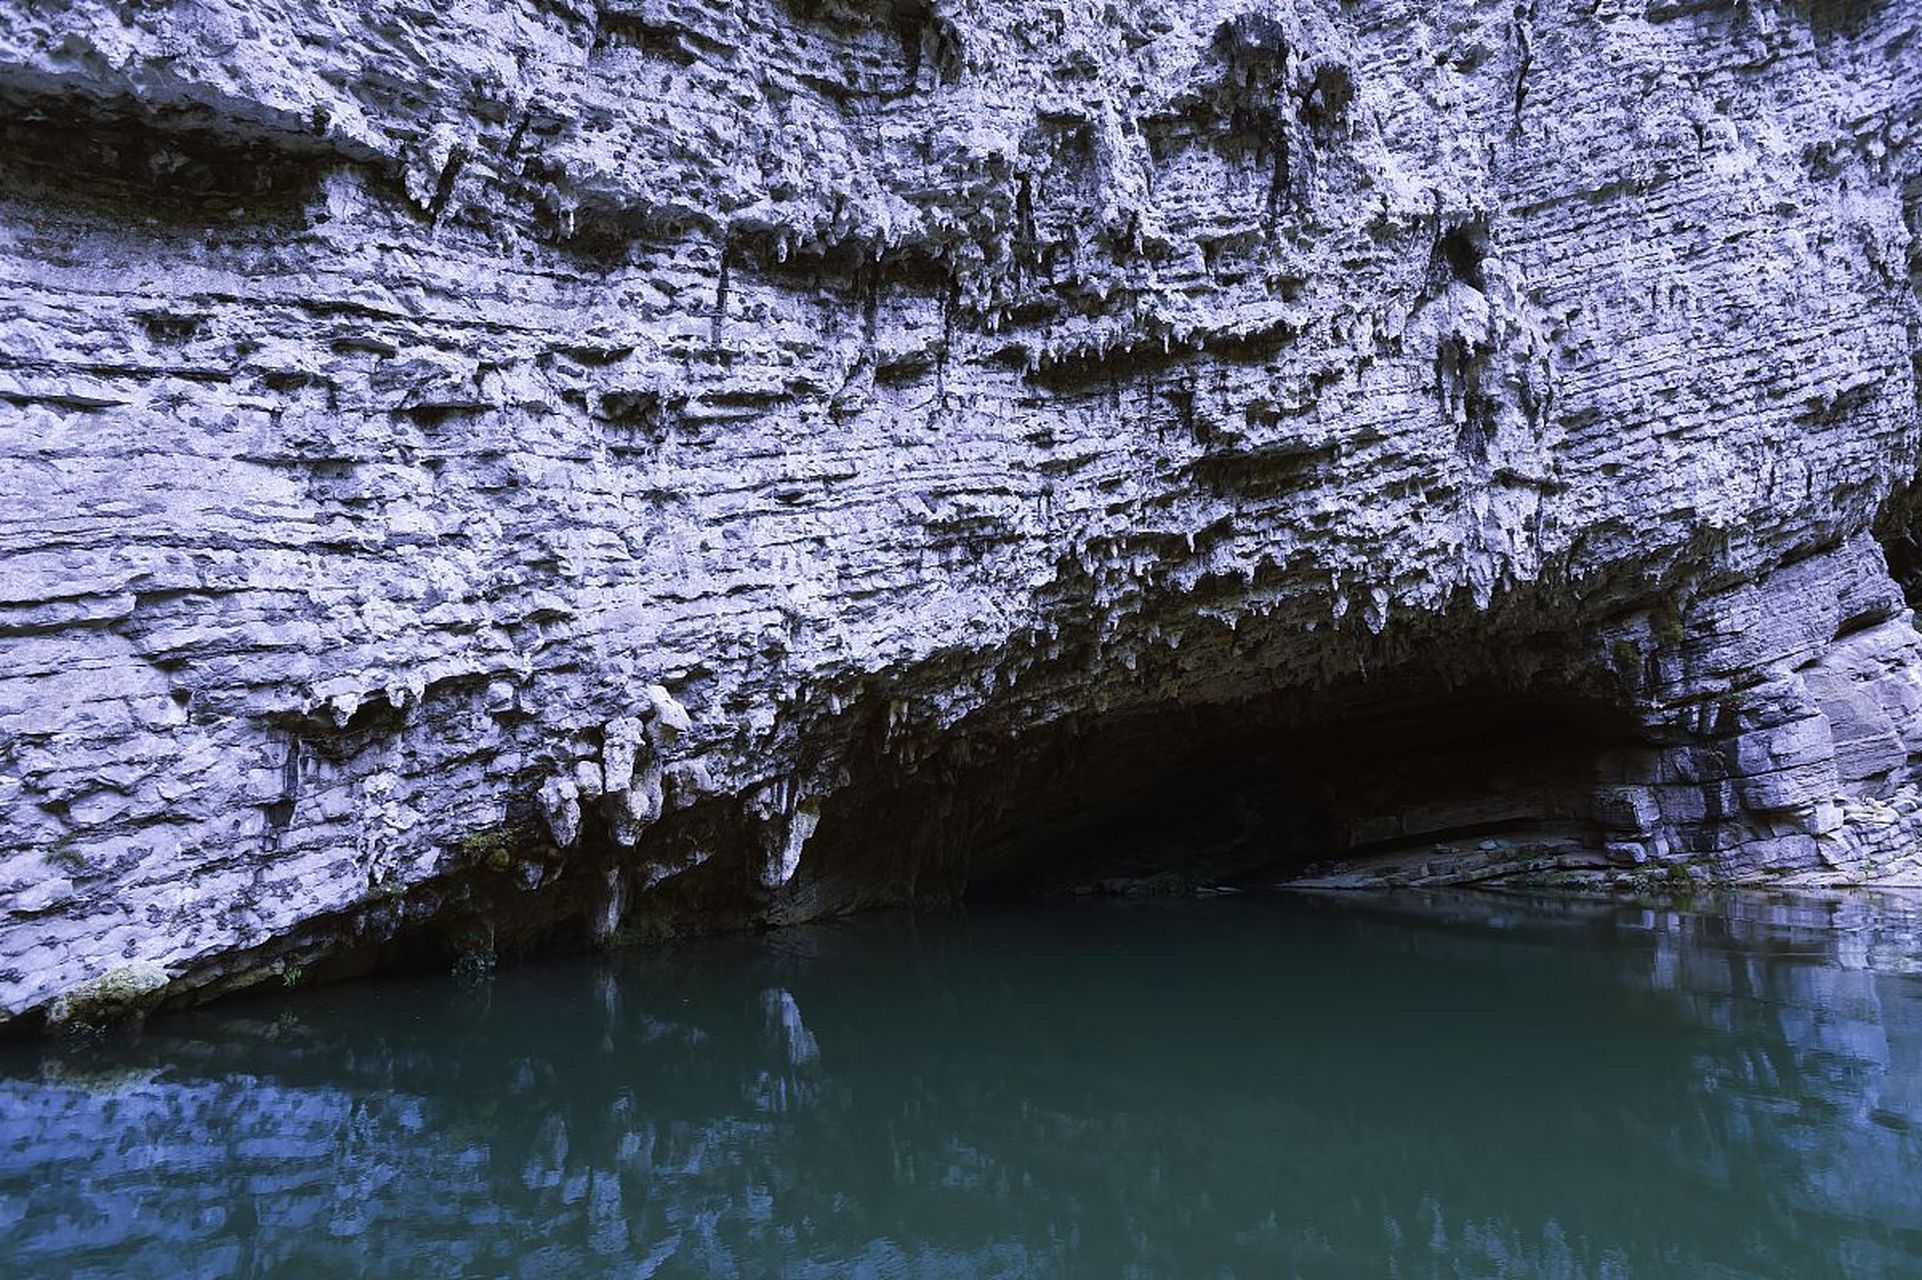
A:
0 0 1918 1025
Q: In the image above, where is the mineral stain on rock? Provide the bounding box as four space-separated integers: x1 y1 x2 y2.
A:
0 0 1919 1028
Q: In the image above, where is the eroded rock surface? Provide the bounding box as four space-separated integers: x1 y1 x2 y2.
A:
1 0 1920 1025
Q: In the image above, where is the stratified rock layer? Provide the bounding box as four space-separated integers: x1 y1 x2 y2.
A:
1 0 1920 1025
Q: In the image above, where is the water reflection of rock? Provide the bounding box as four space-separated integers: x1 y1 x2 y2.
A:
751 987 821 1114
0 893 1918 1278
1636 893 1922 1253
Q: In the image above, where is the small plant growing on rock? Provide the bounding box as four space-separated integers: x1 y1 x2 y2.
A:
457 827 519 872
42 839 85 874
1651 596 1688 648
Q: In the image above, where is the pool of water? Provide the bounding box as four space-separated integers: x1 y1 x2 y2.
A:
3 890 1921 1278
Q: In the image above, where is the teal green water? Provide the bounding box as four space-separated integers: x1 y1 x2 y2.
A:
3 891 1921 1278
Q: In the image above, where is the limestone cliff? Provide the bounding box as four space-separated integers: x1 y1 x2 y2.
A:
1 0 1919 1027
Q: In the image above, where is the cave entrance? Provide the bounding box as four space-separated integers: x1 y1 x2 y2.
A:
1874 486 1922 611
947 686 1646 900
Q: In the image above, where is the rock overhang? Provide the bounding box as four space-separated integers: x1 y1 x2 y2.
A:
0 0 1918 1029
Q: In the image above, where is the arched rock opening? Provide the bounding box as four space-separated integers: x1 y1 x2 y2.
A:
785 680 1650 910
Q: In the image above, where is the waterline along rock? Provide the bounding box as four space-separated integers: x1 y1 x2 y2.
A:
1 0 1919 1028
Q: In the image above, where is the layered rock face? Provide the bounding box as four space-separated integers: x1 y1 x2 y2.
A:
1 0 1920 1026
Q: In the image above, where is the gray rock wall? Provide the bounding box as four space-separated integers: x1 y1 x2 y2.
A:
0 0 1919 1024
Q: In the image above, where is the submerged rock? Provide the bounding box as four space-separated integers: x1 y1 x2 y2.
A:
0 0 1918 1026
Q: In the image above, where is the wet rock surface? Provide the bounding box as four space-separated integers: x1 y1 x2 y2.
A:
1 0 1921 1025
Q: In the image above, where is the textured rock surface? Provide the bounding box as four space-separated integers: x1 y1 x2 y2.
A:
1 0 1920 1025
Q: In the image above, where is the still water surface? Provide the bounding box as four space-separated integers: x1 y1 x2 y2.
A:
3 891 1921 1279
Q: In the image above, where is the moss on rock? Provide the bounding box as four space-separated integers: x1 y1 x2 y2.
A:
46 962 170 1030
